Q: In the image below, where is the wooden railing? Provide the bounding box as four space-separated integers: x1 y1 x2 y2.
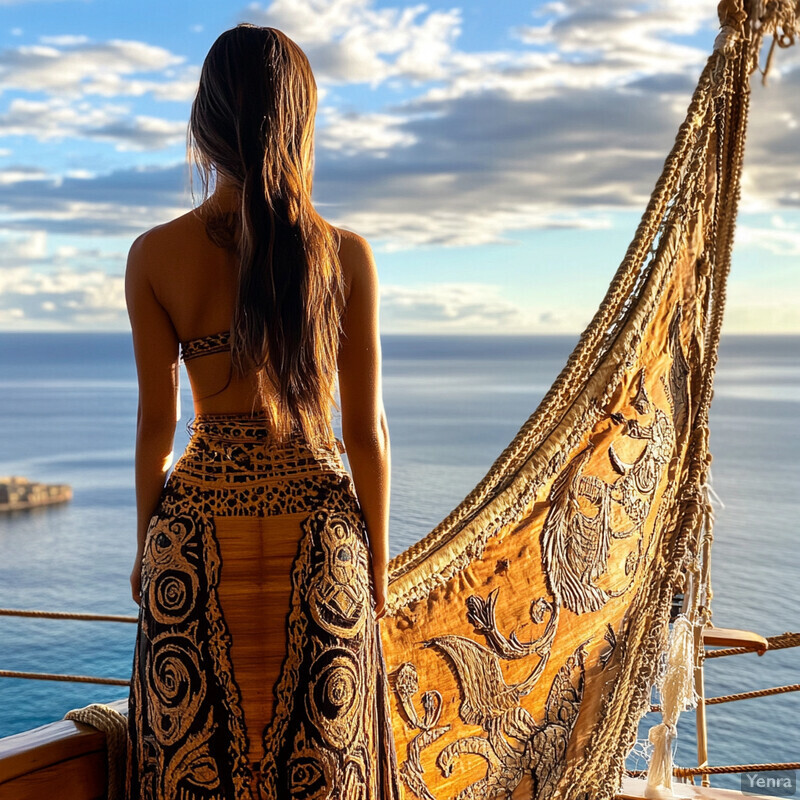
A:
0 698 128 800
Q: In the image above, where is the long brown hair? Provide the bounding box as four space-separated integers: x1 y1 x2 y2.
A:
188 24 343 447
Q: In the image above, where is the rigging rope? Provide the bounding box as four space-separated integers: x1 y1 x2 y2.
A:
704 630 800 658
0 669 129 686
650 681 800 711
0 607 138 623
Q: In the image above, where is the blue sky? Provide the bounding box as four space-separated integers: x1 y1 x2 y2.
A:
1 0 798 333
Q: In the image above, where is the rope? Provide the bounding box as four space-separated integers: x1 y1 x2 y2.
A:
0 607 136 685
703 683 800 705
674 762 800 777
705 631 800 659
64 703 128 800
0 669 130 686
650 682 800 711
0 607 138 623
627 762 800 779
748 0 800 84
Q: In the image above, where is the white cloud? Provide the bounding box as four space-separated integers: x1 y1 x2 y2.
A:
245 0 462 83
0 230 47 261
380 283 589 333
318 108 416 155
76 66 200 102
382 283 521 328
0 265 126 329
0 97 121 138
0 165 47 184
0 230 130 273
0 308 25 324
38 35 90 46
0 163 189 237
3 198 185 236
311 79 687 248
0 39 186 97
0 37 197 153
330 205 612 250
246 0 714 100
515 0 713 73
299 0 798 250
87 114 188 151
0 97 186 150
737 219 800 256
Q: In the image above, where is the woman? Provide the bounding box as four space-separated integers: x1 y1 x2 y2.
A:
124 24 399 800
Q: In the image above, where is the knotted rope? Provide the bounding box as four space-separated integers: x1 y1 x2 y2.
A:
63 702 127 800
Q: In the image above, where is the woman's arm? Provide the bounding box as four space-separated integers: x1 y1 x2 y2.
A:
337 233 390 619
124 233 180 604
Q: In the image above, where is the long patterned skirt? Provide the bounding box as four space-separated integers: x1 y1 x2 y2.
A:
125 414 400 800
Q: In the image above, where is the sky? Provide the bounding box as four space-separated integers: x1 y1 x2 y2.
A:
0 0 798 334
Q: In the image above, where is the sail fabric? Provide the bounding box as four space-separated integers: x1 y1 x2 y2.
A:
380 3 799 799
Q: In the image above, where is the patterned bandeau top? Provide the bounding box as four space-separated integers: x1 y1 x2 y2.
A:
179 330 231 363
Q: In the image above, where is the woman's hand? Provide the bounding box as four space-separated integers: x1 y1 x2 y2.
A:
130 551 143 606
372 559 388 620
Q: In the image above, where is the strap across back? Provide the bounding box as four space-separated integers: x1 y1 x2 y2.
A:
179 330 231 362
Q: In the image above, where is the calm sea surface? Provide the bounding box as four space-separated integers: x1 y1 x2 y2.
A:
0 332 797 788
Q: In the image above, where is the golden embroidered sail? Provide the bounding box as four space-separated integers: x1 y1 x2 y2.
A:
379 3 800 799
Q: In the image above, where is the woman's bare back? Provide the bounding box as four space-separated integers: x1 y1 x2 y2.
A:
130 207 355 416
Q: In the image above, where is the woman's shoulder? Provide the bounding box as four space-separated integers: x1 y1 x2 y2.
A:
128 210 201 260
331 224 370 254
331 226 377 301
126 210 209 293
331 225 377 288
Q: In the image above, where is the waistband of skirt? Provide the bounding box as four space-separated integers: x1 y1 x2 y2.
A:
186 412 282 443
178 412 347 484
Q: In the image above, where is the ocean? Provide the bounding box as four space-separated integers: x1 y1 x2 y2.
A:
0 332 797 790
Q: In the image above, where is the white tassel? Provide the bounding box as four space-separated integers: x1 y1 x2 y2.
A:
646 722 677 797
645 615 698 799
